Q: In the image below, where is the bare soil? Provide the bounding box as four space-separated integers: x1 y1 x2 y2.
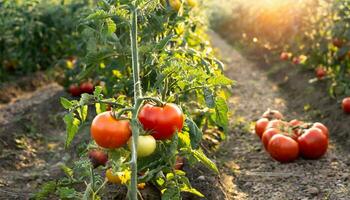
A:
0 32 349 200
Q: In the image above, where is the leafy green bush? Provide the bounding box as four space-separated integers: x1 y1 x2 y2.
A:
0 0 91 81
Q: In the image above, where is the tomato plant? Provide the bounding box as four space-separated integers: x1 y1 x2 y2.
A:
41 0 232 199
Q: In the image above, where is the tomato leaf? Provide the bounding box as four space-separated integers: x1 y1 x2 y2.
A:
185 118 202 149
190 149 218 174
213 96 229 133
57 187 78 199
161 187 181 200
60 164 74 179
63 113 80 148
34 181 57 200
77 105 88 122
203 87 215 108
60 97 73 109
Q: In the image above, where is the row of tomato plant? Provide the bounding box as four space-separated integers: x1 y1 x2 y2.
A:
36 0 233 199
0 0 92 81
212 0 350 98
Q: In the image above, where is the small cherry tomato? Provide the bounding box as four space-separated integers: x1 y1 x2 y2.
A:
88 149 108 168
68 84 81 97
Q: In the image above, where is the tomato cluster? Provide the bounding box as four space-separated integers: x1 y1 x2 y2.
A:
255 109 329 163
68 81 95 97
90 102 184 156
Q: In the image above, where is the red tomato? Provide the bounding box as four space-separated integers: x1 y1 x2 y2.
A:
91 111 131 148
266 119 287 130
280 52 289 61
315 67 326 79
267 134 299 163
312 122 329 139
255 118 269 138
88 149 108 168
68 84 81 97
342 97 350 114
80 82 94 94
332 38 344 48
289 119 304 137
138 103 184 140
262 128 280 149
298 128 328 159
292 57 301 65
262 109 283 120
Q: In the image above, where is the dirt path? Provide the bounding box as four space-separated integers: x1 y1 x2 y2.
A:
209 31 350 200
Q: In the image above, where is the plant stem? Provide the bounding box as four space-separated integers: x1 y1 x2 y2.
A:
129 5 142 200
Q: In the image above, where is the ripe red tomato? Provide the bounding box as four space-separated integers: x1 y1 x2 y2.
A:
315 67 326 79
68 84 81 97
292 57 301 65
268 134 299 163
266 119 286 130
255 118 269 138
88 149 108 168
138 103 184 140
80 82 94 94
262 109 284 120
342 97 350 114
280 52 289 61
262 128 279 149
298 128 328 159
332 38 343 48
312 122 329 139
91 111 131 148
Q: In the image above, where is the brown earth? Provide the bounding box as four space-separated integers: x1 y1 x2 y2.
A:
0 31 350 200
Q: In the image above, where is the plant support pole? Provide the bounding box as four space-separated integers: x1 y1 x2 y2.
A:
129 6 142 200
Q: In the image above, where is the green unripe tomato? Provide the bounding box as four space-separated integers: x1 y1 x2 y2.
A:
128 135 156 157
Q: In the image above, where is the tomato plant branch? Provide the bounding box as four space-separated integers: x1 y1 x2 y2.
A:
129 4 142 200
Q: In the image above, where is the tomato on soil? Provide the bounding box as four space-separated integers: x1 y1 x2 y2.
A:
255 118 269 138
262 128 280 149
342 97 350 114
91 111 131 148
88 149 108 168
266 119 286 130
68 84 81 97
292 57 301 65
80 82 94 94
128 135 156 157
138 103 184 140
298 128 328 159
312 122 329 139
267 134 299 163
280 52 289 61
315 67 326 79
262 109 283 120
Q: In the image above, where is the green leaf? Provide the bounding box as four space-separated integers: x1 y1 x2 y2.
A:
181 186 204 197
162 187 181 200
83 183 92 200
57 187 78 199
60 97 73 109
203 87 215 108
213 97 229 133
77 105 88 122
60 164 74 179
105 18 116 35
185 118 202 149
34 181 57 200
191 149 218 174
63 113 80 148
93 86 103 97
